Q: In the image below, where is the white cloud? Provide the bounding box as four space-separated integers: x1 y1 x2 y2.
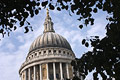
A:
87 12 107 39
17 36 24 43
87 23 106 39
6 43 15 50
0 51 26 80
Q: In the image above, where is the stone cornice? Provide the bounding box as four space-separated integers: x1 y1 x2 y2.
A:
19 47 75 74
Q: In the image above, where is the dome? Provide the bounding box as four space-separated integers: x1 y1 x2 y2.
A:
29 32 72 52
29 9 72 52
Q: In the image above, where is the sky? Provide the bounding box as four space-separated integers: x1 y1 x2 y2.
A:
0 9 108 80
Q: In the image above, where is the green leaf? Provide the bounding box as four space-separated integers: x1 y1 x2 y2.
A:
93 8 97 13
23 12 29 18
41 1 48 7
36 2 40 6
82 39 86 44
85 19 89 25
35 9 39 15
24 26 29 33
85 42 89 47
57 7 61 11
76 10 80 15
14 26 17 30
0 29 4 33
95 36 99 38
20 21 24 27
26 21 30 25
49 3 55 10
79 25 83 29
96 3 102 9
90 18 94 25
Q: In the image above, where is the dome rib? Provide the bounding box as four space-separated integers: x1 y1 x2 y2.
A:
53 32 57 46
39 35 43 47
44 33 48 46
55 33 61 47
58 34 65 48
41 34 44 47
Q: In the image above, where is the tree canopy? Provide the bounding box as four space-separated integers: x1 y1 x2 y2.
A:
0 0 120 80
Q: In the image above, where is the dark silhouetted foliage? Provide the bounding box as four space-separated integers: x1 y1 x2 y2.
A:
0 0 41 37
70 0 120 79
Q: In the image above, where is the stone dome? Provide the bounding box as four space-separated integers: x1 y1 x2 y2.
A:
29 32 72 52
29 9 72 53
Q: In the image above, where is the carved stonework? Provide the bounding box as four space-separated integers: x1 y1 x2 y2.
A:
42 64 47 79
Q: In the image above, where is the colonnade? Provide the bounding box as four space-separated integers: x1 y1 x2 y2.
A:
21 62 72 80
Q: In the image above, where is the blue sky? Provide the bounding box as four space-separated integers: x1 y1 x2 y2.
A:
0 9 107 80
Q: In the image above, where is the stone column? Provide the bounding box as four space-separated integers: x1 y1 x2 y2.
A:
39 64 42 80
66 63 70 79
46 63 49 80
25 70 27 80
53 63 56 80
34 66 36 80
28 68 31 80
60 62 63 80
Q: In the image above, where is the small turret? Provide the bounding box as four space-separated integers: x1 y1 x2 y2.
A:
43 8 55 33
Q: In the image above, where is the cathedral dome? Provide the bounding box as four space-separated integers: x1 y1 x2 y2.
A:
29 32 72 52
29 9 72 52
